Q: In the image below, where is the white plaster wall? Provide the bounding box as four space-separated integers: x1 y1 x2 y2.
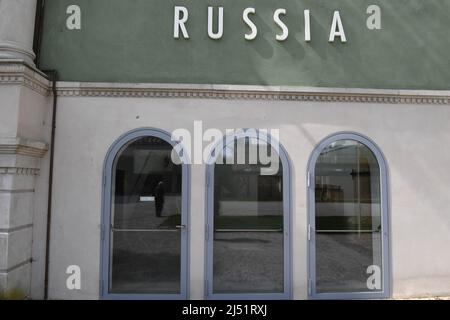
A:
48 96 450 299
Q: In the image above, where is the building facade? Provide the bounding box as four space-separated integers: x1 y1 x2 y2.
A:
1 0 450 300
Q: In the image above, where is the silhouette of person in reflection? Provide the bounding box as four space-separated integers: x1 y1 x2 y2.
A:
154 181 165 217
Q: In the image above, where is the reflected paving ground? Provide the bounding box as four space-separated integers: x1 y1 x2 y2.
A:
110 202 382 294
316 232 382 293
111 202 182 294
111 231 181 293
213 232 284 293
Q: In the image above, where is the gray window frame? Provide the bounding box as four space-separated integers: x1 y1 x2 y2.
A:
205 130 292 300
100 128 190 300
307 132 391 299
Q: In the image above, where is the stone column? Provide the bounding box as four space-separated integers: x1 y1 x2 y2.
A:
0 0 38 66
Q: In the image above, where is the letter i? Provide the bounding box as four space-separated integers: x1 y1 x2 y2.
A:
304 10 311 42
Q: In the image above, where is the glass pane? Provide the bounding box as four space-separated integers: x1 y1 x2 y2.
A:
315 140 383 293
213 138 284 294
110 136 182 294
111 232 180 293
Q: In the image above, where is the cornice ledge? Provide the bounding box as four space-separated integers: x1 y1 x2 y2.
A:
0 137 49 158
0 60 50 96
0 167 40 176
55 82 450 105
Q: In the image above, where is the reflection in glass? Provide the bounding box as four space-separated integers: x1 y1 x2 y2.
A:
315 140 383 293
213 138 284 293
110 136 182 294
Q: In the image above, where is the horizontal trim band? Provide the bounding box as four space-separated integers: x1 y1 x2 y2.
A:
55 82 450 104
0 167 40 175
1 61 450 104
0 60 50 96
0 189 35 194
0 137 48 158
0 259 32 274
0 224 33 234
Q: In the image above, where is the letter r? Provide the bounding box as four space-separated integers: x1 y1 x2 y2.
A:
174 6 189 39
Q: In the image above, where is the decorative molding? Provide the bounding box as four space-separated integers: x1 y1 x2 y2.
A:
0 145 48 158
0 60 50 96
0 224 33 234
1 61 449 105
56 82 450 105
0 189 35 194
0 167 40 176
0 41 36 66
0 259 32 274
0 137 48 158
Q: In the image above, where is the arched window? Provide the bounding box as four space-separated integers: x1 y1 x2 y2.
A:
205 130 291 299
308 133 390 299
101 129 189 299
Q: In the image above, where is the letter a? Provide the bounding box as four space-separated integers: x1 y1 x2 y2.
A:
329 11 346 43
366 5 382 30
66 265 81 290
66 5 81 30
366 265 382 290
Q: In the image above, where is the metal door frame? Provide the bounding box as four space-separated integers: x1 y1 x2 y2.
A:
307 132 391 299
205 130 292 300
100 128 190 300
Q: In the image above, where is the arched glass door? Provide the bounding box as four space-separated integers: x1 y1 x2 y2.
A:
101 129 189 299
308 133 390 299
205 131 291 299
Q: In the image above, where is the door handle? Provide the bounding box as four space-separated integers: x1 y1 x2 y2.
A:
176 225 187 230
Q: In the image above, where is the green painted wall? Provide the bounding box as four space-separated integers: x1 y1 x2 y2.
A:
39 0 450 89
